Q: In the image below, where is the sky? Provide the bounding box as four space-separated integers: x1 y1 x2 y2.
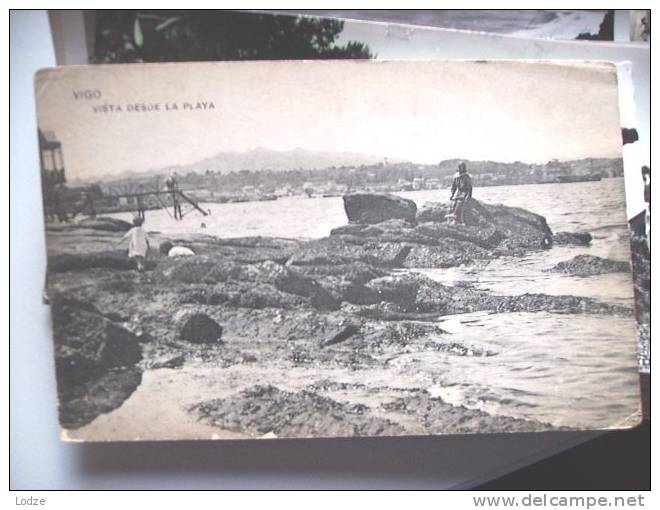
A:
35 60 623 181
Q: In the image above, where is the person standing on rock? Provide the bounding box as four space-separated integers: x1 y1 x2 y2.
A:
117 216 150 272
450 162 473 224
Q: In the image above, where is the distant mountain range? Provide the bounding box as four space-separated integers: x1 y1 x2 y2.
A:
80 148 395 184
72 147 622 188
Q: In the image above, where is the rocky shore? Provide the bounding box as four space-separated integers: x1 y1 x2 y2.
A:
547 254 631 277
45 194 632 437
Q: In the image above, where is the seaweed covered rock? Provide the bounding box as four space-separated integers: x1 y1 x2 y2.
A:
179 281 312 310
460 200 553 250
51 298 142 389
553 231 592 246
320 324 361 348
343 193 417 224
365 275 419 307
293 262 388 305
325 198 555 269
287 237 412 268
74 216 133 232
192 385 406 438
294 197 556 270
59 366 143 430
237 260 340 311
382 390 560 434
403 238 490 268
155 255 239 284
156 236 300 264
548 254 630 276
293 261 387 284
351 272 632 318
414 222 505 249
49 251 145 272
50 297 143 428
203 237 301 264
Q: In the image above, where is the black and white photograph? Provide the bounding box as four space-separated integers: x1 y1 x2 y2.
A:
35 59 640 441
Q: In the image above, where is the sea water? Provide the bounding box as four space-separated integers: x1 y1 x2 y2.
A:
109 177 639 429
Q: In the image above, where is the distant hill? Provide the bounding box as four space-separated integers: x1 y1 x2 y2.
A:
74 152 623 190
84 148 395 183
179 147 394 173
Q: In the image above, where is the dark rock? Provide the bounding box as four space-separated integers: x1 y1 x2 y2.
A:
355 272 631 317
96 274 139 294
320 324 360 348
414 222 505 249
403 239 490 268
323 198 554 270
548 254 630 276
335 219 438 247
353 302 443 322
58 367 142 429
210 237 301 264
49 251 157 272
50 298 143 429
330 223 384 237
238 260 340 311
293 263 388 305
302 275 379 306
293 262 387 284
343 193 417 224
159 240 174 255
288 237 412 268
103 311 129 323
553 231 592 246
494 293 630 315
365 275 419 307
155 256 239 284
462 200 553 250
159 257 337 309
75 216 133 232
51 296 101 315
176 312 224 344
51 298 142 391
361 321 448 349
212 237 300 250
234 284 310 310
330 219 414 239
242 353 258 363
406 199 554 253
340 282 381 305
167 236 301 265
192 385 406 437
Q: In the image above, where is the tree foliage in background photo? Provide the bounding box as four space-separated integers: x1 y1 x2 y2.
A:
92 10 374 63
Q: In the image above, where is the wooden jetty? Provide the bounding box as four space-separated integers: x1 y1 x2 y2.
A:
102 187 209 220
39 128 208 222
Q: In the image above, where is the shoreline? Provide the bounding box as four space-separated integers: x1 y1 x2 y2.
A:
45 196 638 440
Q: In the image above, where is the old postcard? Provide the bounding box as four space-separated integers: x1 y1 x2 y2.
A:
35 60 641 441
